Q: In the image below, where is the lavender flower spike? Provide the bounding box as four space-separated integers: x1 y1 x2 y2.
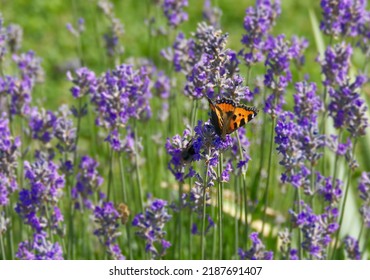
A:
15 158 65 234
72 155 104 210
132 198 172 259
240 0 281 67
320 0 367 38
94 201 125 260
163 0 188 28
0 114 20 206
238 232 273 260
16 231 63 260
358 172 370 228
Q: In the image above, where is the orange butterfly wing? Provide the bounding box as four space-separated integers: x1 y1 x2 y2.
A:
208 98 258 138
208 98 234 137
224 105 258 134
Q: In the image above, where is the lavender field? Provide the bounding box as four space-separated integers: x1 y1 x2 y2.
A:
0 0 369 260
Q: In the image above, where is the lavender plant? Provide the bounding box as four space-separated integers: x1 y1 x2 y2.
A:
0 0 370 261
132 198 171 259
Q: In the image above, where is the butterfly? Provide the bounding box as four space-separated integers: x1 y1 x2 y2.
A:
208 97 258 139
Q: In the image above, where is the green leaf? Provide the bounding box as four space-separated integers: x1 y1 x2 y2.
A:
309 9 325 59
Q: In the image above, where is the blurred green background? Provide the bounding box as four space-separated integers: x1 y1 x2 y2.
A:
0 0 322 109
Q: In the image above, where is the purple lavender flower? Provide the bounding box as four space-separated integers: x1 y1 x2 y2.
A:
343 235 361 260
98 0 125 58
327 135 353 161
186 23 248 100
320 0 366 38
316 173 343 204
292 81 325 167
6 23 23 53
93 201 125 260
166 126 198 182
318 42 352 87
66 18 85 37
72 156 104 210
357 11 370 57
230 127 251 174
125 58 170 122
358 172 370 228
240 0 281 67
13 50 44 84
0 114 20 206
167 119 233 216
202 0 222 29
153 70 171 99
183 172 212 215
161 32 196 74
0 211 10 234
92 64 152 129
16 232 63 260
132 198 171 259
291 36 309 69
28 107 57 143
0 173 17 206
264 35 306 116
67 67 97 99
238 232 273 260
15 158 65 234
328 75 368 137
54 105 76 155
221 161 232 182
0 15 7 61
103 18 124 58
293 82 322 126
278 228 299 260
275 109 325 194
0 75 32 117
290 202 339 259
163 23 248 100
162 0 188 28
105 126 139 157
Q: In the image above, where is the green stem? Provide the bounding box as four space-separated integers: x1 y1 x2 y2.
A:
0 231 5 260
234 177 240 258
310 162 315 210
5 205 14 259
44 205 54 243
201 151 211 260
357 221 364 248
191 99 199 131
246 66 252 86
189 177 193 260
134 126 144 213
331 139 357 259
236 131 249 241
296 188 303 260
261 115 276 235
212 200 217 260
73 99 83 169
217 153 223 259
67 200 75 259
177 180 183 259
320 85 328 174
107 146 114 201
331 129 343 190
71 0 84 66
118 153 133 260
361 229 370 260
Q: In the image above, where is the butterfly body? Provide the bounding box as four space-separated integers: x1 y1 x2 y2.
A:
208 97 258 139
